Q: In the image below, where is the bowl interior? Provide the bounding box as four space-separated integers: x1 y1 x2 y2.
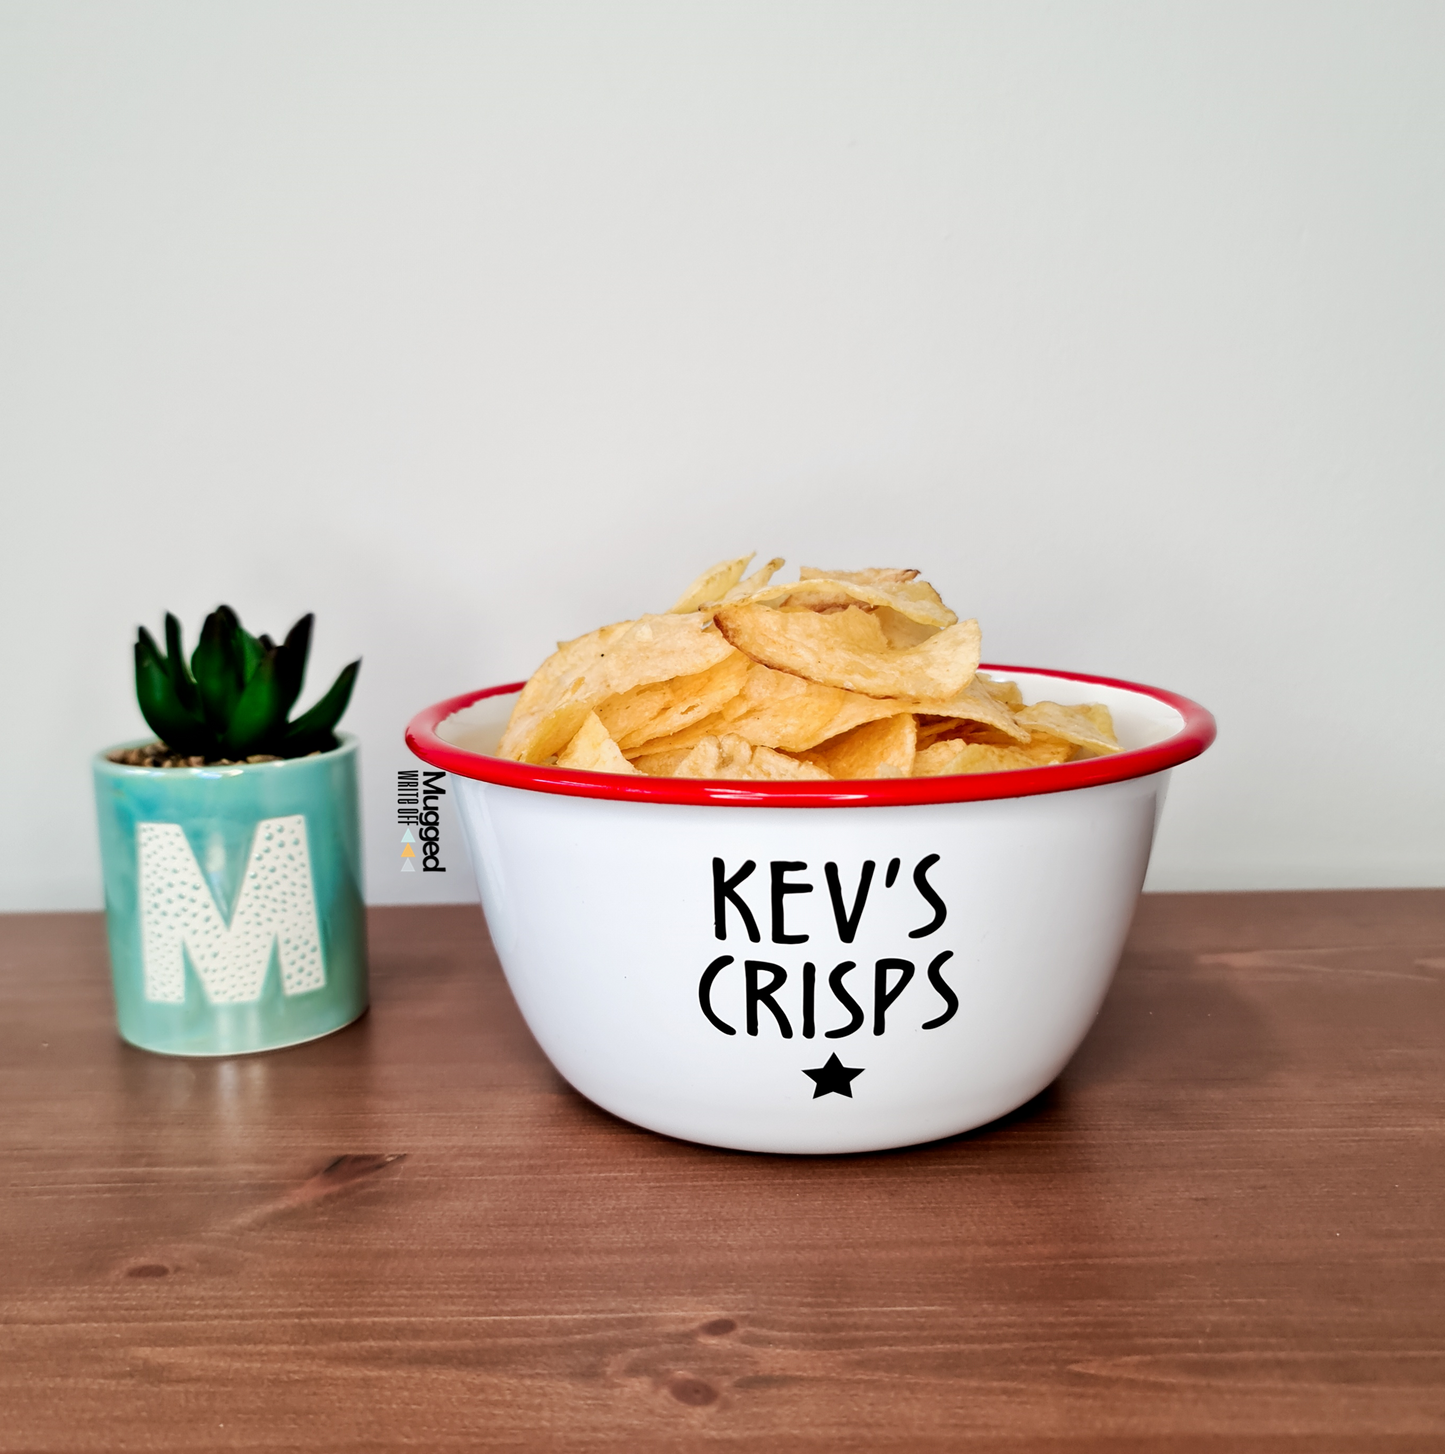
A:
436 693 516 756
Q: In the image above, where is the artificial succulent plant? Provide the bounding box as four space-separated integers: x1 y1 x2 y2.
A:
134 606 359 761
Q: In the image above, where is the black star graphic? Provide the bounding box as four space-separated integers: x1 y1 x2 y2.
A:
802 1054 864 1099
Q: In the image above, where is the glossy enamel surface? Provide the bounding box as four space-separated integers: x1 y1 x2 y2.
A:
92 735 368 1056
449 771 1168 1153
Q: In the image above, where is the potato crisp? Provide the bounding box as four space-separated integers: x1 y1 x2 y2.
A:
497 555 1120 781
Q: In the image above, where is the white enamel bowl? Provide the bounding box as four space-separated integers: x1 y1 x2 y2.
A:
407 666 1214 1155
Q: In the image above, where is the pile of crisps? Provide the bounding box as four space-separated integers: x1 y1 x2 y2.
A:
497 556 1120 781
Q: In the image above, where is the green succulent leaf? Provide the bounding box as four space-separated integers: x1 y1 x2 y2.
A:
283 658 360 755
222 646 287 757
135 629 210 754
274 613 313 721
191 606 245 730
162 612 201 716
237 623 266 687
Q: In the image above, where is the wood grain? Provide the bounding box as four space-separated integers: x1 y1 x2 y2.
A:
0 893 1441 1451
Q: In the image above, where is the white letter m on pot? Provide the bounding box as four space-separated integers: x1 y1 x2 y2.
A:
137 816 326 1004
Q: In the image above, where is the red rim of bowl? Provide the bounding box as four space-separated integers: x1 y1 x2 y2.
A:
405 664 1215 808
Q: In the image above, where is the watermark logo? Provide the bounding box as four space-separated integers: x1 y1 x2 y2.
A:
397 768 447 872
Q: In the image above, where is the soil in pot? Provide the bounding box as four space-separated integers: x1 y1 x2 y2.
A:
108 742 303 768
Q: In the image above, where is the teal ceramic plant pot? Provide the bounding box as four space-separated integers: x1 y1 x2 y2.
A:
93 734 368 1056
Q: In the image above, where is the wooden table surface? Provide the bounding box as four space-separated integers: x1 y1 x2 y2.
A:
1 892 1442 1452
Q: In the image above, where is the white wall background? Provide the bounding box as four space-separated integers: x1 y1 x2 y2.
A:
2 0 1441 911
